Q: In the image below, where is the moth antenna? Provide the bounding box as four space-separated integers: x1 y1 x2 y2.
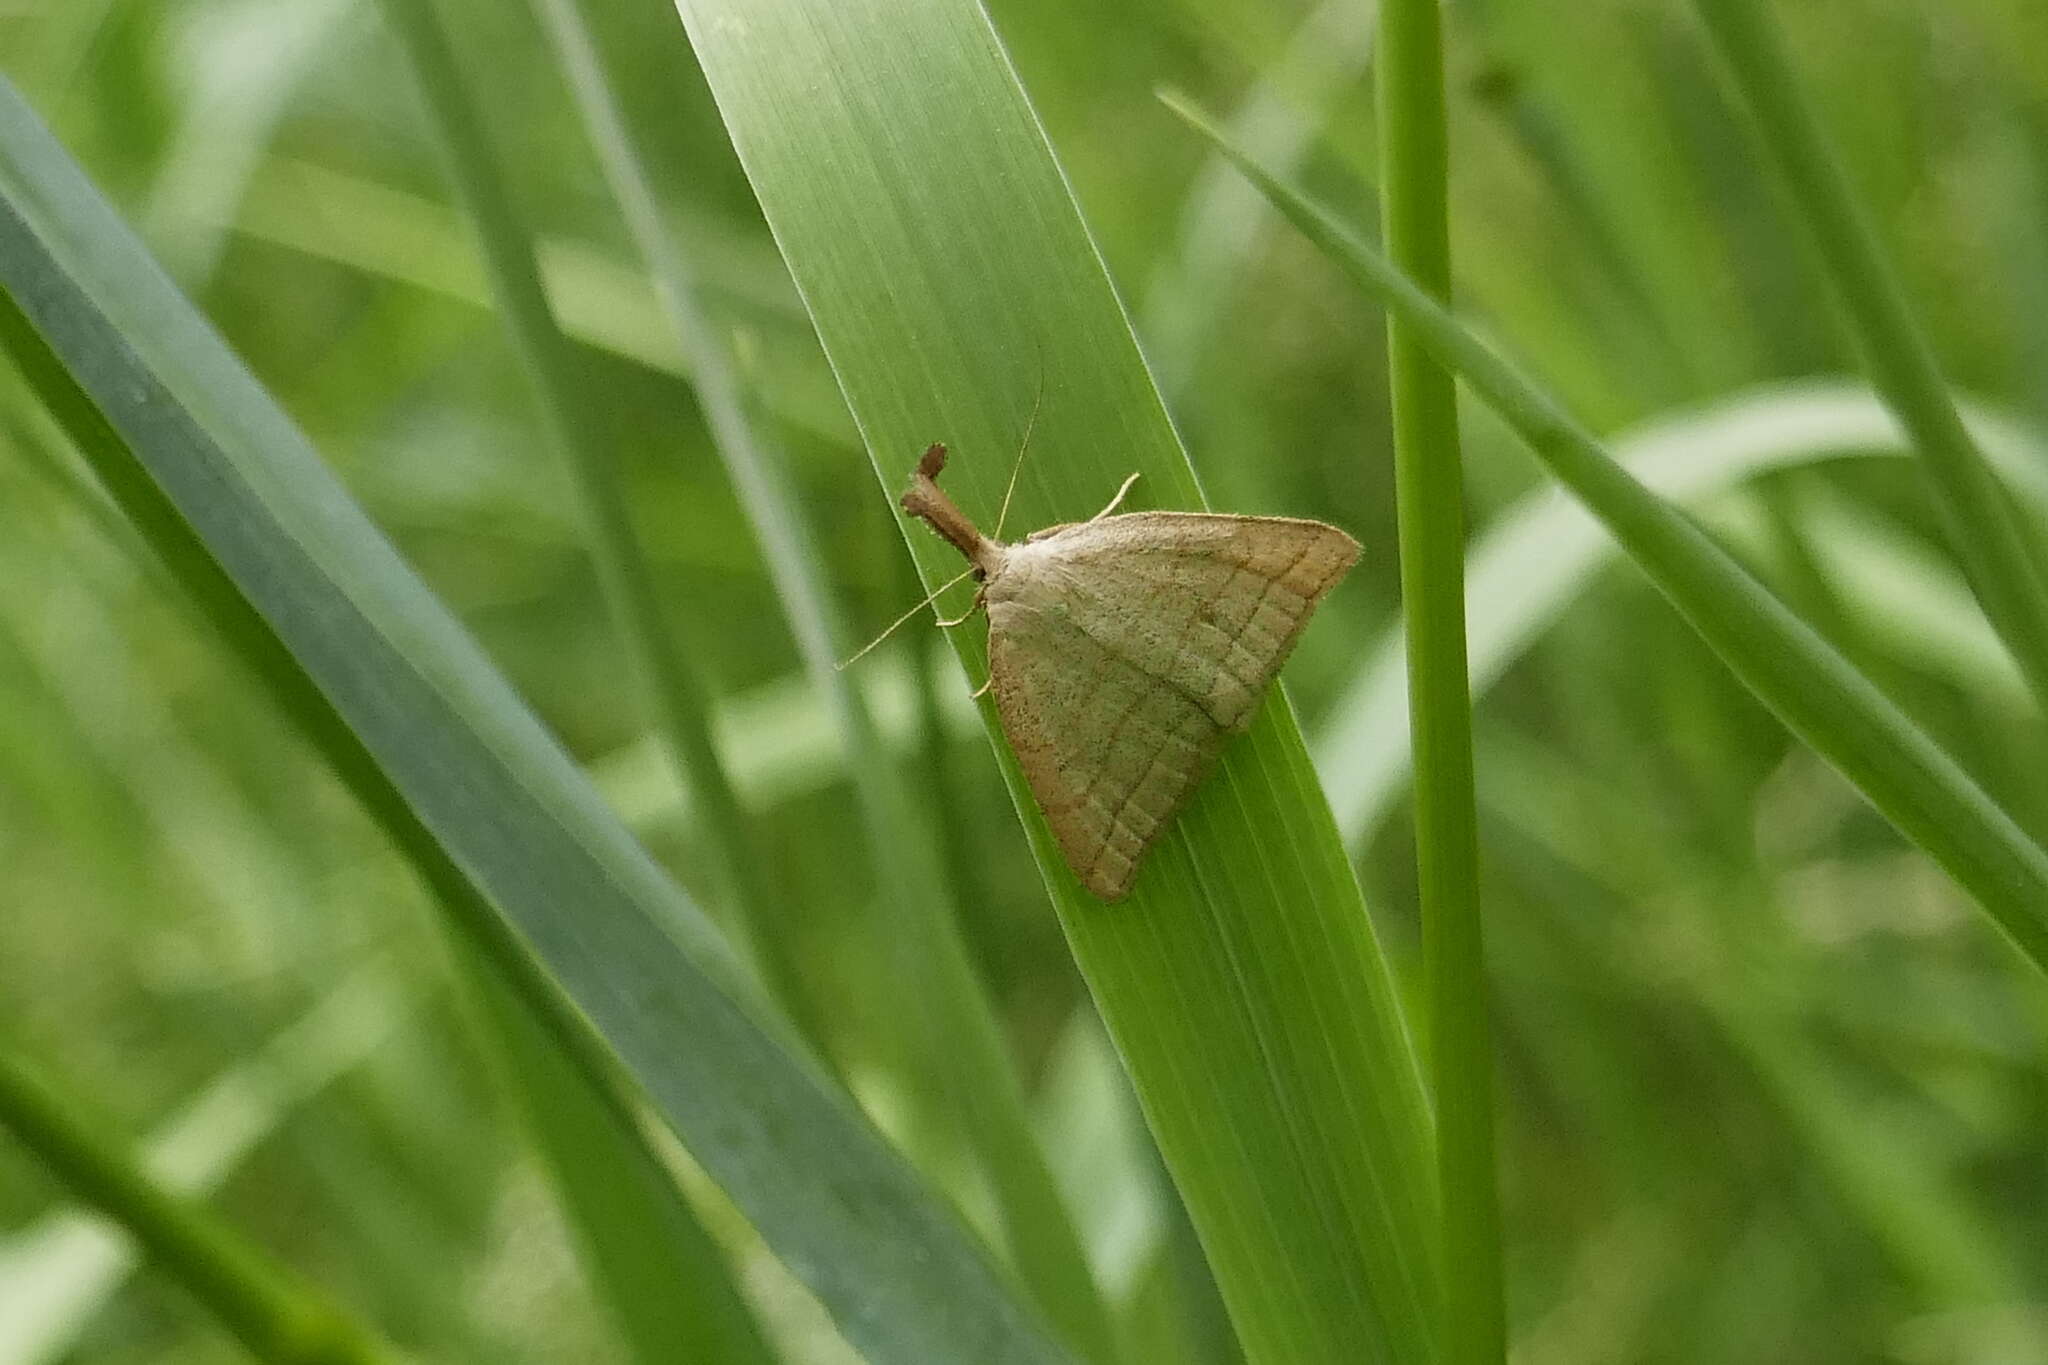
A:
1088 471 1142 522
991 357 1048 543
835 563 980 671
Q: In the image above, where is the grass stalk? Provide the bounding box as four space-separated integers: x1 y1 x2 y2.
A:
1167 95 2048 968
0 1045 399 1365
370 0 831 1069
1688 0 2048 713
1376 2 1501 1359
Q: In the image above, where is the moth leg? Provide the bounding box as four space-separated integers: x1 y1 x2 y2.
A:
970 673 994 700
1087 471 1142 522
933 584 986 629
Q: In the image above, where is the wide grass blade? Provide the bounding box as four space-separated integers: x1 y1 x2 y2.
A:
1170 96 2048 967
667 2 1440 1361
0 74 1072 1365
372 0 830 1070
5 285 776 1361
522 1 1117 1355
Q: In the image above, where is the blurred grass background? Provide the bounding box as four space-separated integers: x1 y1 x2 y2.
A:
3 0 2047 1361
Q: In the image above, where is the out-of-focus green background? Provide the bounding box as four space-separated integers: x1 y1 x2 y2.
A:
3 0 2046 1360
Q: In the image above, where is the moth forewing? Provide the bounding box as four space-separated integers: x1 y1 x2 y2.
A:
901 455 1359 901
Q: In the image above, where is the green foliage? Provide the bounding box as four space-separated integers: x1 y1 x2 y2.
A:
1376 1 1501 1358
4 1 2048 1363
1172 93 2048 959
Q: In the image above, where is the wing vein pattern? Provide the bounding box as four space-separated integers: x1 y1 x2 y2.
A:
983 513 1357 899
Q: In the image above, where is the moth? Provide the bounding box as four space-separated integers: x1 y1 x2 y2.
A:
900 443 1358 900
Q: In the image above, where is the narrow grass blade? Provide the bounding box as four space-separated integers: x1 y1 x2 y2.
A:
1315 383 2048 848
1377 2 1500 1358
1141 0 1377 401
1688 0 2048 712
0 968 408 1365
0 1046 400 1365
140 0 358 282
370 0 830 1072
669 4 1441 1361
348 5 821 1339
1168 96 2048 966
525 2 1116 1355
461 959 778 1365
0 76 1073 1365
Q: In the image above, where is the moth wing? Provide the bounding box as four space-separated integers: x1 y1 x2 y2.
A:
983 512 1358 899
1023 513 1360 730
986 615 1226 901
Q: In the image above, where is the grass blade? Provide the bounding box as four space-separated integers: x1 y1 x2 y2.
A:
1316 382 2048 847
669 3 1441 1360
3 249 776 1362
523 1 1117 1354
461 963 778 1365
1141 0 1378 402
1376 2 1500 1358
4 189 774 1364
0 75 1073 1365
1168 95 2048 967
342 11 817 1353
0 1045 399 1365
370 0 829 1070
1688 0 2048 711
0 968 407 1365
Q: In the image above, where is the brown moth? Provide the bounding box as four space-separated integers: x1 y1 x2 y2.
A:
901 443 1359 901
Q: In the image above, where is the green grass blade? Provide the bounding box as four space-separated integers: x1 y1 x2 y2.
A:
0 1045 400 1365
2 202 774 1365
461 961 779 1365
355 11 818 1348
370 0 830 1071
1705 993 2021 1308
1141 0 1378 402
526 2 1116 1355
139 0 354 283
1687 0 2048 712
668 3 1440 1361
1169 96 2048 966
0 968 408 1365
0 76 1072 1365
1377 2 1500 1358
1316 382 2048 847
